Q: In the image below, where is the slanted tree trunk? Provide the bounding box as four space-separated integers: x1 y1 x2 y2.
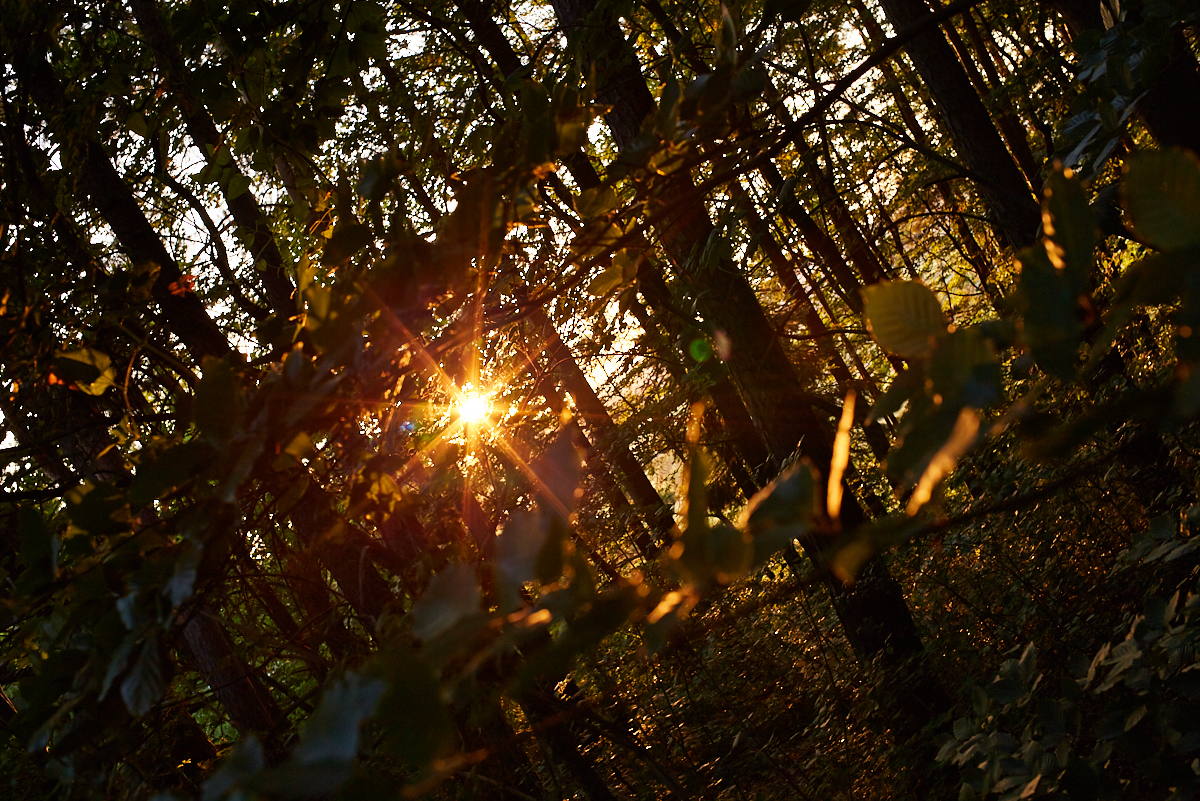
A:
128 0 296 319
550 0 934 672
12 46 232 360
533 309 674 555
874 0 1042 248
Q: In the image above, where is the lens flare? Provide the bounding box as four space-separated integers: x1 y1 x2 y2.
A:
457 392 491 425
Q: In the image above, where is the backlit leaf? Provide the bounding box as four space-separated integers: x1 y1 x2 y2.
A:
1124 150 1200 250
864 282 947 358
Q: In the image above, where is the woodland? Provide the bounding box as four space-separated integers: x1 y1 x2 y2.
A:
2 0 1200 798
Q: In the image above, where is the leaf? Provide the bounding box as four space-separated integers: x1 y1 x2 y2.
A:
614 248 640 283
929 327 1000 408
321 223 373 265
740 462 816 568
1042 167 1096 295
1124 149 1200 250
227 172 252 201
1016 246 1080 380
575 186 618 218
126 111 149 138
411 562 481 641
902 407 979 513
202 737 265 801
867 368 922 422
570 221 624 258
194 357 242 442
164 539 203 609
532 429 582 520
292 672 386 764
130 440 214 506
716 4 737 67
65 480 131 539
54 348 116 396
863 282 947 358
371 647 456 768
587 264 624 297
121 640 165 717
496 509 550 612
99 635 137 701
17 505 57 582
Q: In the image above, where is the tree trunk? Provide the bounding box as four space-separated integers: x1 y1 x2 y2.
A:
533 309 674 554
874 0 1041 248
128 0 296 319
551 0 933 671
12 47 232 360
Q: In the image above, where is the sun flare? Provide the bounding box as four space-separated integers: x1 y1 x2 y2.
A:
456 392 491 425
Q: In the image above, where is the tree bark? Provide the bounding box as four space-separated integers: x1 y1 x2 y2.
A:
12 48 232 360
533 309 674 554
874 0 1041 248
128 0 297 319
550 0 932 670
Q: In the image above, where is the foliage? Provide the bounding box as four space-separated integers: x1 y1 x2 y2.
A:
1 0 1200 799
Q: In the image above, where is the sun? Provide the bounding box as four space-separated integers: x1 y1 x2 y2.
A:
456 391 491 425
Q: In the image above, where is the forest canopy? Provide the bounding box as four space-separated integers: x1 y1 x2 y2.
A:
2 0 1200 798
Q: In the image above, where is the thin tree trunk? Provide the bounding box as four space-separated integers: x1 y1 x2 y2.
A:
873 0 1041 248
12 48 232 360
128 0 296 319
533 309 674 555
551 0 934 672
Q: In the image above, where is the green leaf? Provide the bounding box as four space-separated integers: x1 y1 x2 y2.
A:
164 539 203 609
929 327 1000 408
17 505 57 582
570 221 624 258
292 673 386 764
496 508 550 612
867 368 922 423
370 647 455 768
575 186 618 218
99 635 136 702
1124 150 1200 250
65 480 131 539
828 514 925 581
863 282 947 358
763 0 810 23
533 429 581 519
54 348 116 396
741 462 817 571
194 357 243 442
716 4 738 67
1042 167 1096 294
321 223 373 265
126 111 148 138
1016 246 1081 380
121 640 165 717
587 264 624 297
411 562 481 641
130 440 214 506
202 737 265 801
226 172 252 201
304 285 356 352
614 248 640 283
655 79 681 138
